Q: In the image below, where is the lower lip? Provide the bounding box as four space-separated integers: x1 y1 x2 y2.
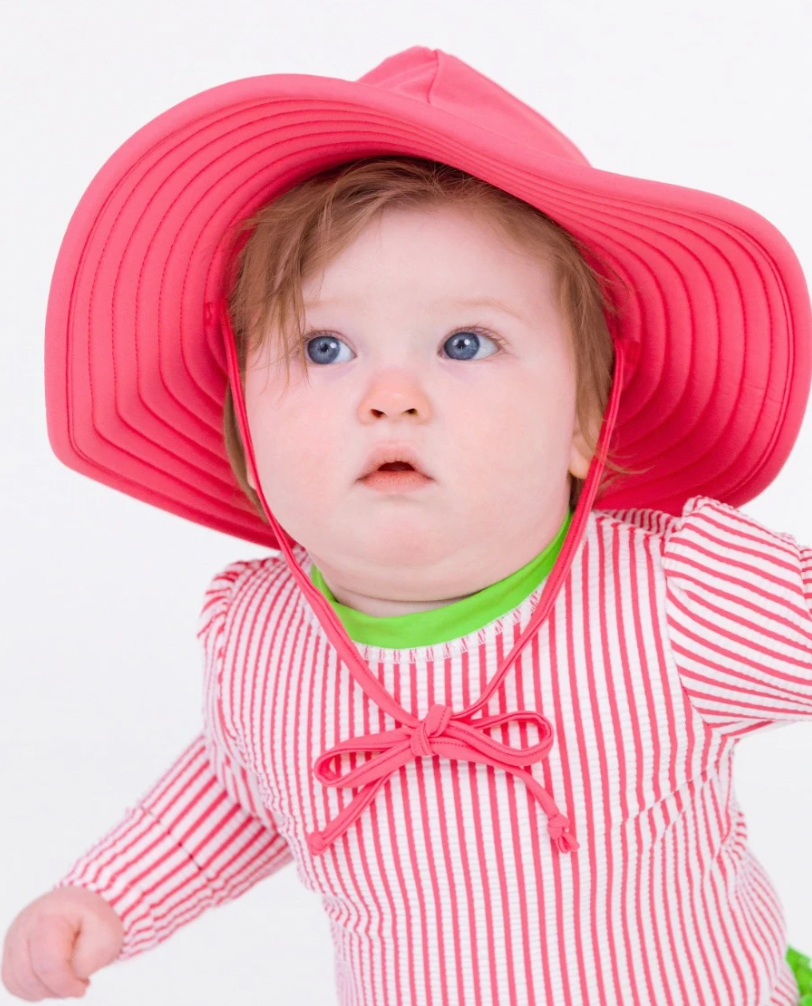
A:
360 470 433 492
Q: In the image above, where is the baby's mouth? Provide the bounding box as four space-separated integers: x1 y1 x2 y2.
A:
359 462 434 492
358 445 433 481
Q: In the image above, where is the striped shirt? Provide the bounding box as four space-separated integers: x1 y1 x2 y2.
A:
54 494 810 1005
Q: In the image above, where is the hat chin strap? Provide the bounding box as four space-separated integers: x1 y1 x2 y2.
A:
216 296 626 855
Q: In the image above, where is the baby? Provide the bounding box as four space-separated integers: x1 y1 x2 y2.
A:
3 46 812 1006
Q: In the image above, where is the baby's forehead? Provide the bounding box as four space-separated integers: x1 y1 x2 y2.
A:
301 208 555 311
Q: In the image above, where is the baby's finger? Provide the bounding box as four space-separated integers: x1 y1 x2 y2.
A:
27 917 88 998
0 936 55 1001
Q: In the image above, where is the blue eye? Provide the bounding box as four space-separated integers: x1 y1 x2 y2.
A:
304 334 351 365
302 328 502 365
442 329 500 361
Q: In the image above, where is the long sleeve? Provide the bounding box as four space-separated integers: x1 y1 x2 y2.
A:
52 560 293 960
662 494 812 740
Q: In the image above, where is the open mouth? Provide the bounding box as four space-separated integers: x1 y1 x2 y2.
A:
360 462 432 492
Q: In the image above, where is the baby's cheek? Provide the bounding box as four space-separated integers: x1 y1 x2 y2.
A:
262 451 320 507
464 460 500 498
261 446 340 541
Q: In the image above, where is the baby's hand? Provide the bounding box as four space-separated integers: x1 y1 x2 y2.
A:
1 886 124 1000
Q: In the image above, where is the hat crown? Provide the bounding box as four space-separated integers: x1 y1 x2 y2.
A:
357 46 590 166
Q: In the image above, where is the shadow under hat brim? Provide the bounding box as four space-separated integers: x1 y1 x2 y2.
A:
44 72 812 547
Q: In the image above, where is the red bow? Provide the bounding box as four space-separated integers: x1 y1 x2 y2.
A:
306 703 578 856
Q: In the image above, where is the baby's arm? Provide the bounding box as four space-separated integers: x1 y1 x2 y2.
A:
3 732 291 1000
4 558 292 1000
50 728 292 961
48 557 294 960
662 495 812 738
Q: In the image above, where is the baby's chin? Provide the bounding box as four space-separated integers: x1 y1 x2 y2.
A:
315 531 516 608
340 530 456 572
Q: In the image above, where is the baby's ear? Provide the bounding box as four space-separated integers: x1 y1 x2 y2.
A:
568 416 593 481
568 439 591 480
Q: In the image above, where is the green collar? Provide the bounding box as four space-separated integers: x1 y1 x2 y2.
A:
308 508 572 648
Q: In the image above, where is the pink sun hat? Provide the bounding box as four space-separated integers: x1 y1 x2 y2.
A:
44 44 812 549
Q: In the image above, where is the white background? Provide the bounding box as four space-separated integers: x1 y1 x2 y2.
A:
2 1 812 1003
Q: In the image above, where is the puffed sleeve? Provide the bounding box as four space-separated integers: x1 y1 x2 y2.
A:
52 560 293 960
662 495 812 739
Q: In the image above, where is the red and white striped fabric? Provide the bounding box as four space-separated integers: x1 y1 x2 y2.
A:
54 495 812 1005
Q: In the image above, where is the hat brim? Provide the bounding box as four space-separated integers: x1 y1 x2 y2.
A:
45 71 812 547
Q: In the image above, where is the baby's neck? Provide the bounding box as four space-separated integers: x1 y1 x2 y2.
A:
320 586 474 619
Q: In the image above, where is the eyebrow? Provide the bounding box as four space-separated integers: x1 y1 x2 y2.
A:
303 296 527 323
450 297 527 322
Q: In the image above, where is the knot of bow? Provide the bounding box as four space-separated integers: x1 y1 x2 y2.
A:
306 702 579 857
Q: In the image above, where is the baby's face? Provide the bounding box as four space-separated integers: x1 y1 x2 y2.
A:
244 203 591 614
